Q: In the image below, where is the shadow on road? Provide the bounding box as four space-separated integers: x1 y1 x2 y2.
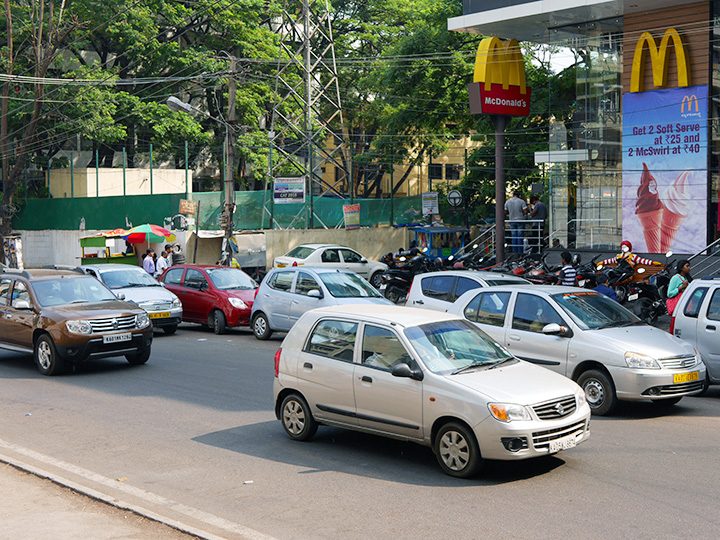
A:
192 421 567 486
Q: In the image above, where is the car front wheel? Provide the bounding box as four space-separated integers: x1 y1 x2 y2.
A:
434 422 482 478
280 393 317 441
211 310 227 335
578 369 617 416
34 334 65 376
253 312 272 340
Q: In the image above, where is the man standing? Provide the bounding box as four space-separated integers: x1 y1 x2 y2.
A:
529 196 547 252
143 248 156 275
155 248 170 277
504 190 528 254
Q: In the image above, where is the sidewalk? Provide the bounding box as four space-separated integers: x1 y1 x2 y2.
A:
0 463 202 540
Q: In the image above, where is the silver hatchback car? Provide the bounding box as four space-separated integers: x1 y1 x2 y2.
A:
447 285 706 415
274 305 590 478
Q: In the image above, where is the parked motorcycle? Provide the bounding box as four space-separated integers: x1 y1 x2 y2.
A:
597 259 635 303
575 254 602 289
631 260 674 325
380 251 434 303
521 252 561 284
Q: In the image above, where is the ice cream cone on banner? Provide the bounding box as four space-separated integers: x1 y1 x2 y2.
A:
637 209 662 252
660 208 687 252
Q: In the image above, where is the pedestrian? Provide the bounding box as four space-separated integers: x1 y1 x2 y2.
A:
529 196 547 252
594 274 619 302
504 190 528 254
124 241 135 255
557 251 577 286
666 259 692 315
164 244 174 267
155 248 170 277
143 248 156 275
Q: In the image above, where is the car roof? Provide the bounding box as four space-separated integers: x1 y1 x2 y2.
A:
308 304 462 328
2 268 87 281
83 264 144 271
270 266 355 275
165 264 225 269
293 244 346 250
480 284 584 295
414 270 529 281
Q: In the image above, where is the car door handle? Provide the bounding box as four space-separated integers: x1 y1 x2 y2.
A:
264 294 270 298
674 330 682 337
292 300 299 305
303 362 313 370
415 300 424 305
508 334 521 341
707 325 716 331
360 375 372 383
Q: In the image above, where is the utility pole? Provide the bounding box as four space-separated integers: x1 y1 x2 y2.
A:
223 56 237 252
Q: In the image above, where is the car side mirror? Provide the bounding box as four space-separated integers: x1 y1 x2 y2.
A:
542 323 570 337
14 300 32 310
307 289 323 299
391 363 424 381
360 257 367 263
115 293 126 301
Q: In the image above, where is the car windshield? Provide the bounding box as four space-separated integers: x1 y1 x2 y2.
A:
552 292 641 330
285 246 315 259
32 277 117 307
404 319 513 375
98 268 158 289
206 268 257 290
319 272 382 298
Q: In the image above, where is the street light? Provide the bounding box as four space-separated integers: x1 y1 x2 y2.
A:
166 95 236 264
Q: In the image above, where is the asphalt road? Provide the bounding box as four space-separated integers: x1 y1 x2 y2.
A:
1 322 719 540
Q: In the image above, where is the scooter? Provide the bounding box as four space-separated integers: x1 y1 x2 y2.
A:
575 254 601 289
598 258 635 303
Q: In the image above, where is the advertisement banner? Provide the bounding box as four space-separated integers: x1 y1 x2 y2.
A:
273 177 305 204
422 192 439 216
622 85 707 254
343 204 360 229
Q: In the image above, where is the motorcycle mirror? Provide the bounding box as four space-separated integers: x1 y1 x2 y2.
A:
637 267 646 274
597 264 604 270
472 244 478 249
448 255 454 261
666 251 673 257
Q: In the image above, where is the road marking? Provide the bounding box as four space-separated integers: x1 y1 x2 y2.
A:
0 438 279 540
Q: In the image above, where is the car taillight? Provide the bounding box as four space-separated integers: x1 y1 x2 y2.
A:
669 316 675 335
274 348 282 377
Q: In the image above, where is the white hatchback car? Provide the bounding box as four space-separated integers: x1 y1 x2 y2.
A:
273 305 590 478
405 270 530 312
273 244 388 289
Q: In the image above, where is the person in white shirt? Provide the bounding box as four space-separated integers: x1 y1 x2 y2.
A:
155 248 170 277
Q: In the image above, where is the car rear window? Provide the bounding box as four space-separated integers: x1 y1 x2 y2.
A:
269 271 294 291
455 277 480 299
424 275 456 301
285 246 315 259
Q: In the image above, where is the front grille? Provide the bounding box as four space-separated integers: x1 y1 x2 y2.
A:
532 421 587 450
140 302 173 311
532 395 576 420
89 315 136 333
643 381 704 396
658 355 697 369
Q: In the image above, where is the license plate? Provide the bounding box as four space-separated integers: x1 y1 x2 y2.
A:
628 293 639 301
276 263 286 268
549 435 577 453
673 371 699 384
103 333 132 344
148 312 171 319
578 279 586 287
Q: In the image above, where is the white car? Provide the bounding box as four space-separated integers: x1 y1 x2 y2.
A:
273 244 388 289
405 270 531 312
273 305 590 478
447 284 705 415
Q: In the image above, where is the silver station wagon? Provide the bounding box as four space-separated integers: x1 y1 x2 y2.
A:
447 285 706 415
273 305 590 478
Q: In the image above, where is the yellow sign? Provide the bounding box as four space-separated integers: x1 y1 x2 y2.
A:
630 28 690 93
473 37 527 94
681 94 698 113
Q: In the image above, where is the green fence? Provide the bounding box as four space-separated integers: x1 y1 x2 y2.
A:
14 192 425 231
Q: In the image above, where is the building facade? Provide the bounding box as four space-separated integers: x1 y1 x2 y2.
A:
449 0 720 253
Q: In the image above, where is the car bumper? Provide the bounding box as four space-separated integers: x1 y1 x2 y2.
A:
473 406 591 461
609 364 707 401
226 307 253 328
55 329 153 363
147 307 183 328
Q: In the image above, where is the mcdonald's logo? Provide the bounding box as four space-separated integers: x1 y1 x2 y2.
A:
631 28 691 93
468 37 531 117
681 94 698 113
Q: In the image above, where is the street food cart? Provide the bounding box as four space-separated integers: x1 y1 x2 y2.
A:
80 229 138 265
410 225 469 261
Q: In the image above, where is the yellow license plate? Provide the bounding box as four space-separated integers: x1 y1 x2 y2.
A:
148 312 171 319
673 371 699 384
276 263 286 268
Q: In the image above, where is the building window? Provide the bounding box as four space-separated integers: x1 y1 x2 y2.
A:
429 164 443 179
445 164 462 181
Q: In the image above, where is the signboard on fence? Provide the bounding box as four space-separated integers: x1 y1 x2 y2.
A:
422 192 439 216
274 177 306 204
343 204 360 229
179 199 198 215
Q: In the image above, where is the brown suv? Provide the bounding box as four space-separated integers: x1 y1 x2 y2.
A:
0 268 153 375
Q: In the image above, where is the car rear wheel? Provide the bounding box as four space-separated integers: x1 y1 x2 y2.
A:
211 310 227 335
578 369 617 416
370 272 383 289
434 422 483 478
125 347 151 365
280 393 317 441
163 325 178 335
253 312 272 340
34 334 65 376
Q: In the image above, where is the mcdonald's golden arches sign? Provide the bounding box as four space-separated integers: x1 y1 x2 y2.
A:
630 28 691 93
468 37 531 116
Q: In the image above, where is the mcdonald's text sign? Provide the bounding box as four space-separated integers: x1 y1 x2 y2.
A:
468 37 531 116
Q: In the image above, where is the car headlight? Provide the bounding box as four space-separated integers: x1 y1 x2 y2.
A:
625 351 660 369
66 319 92 334
136 313 150 328
488 403 532 422
229 297 247 309
576 389 587 407
172 298 182 308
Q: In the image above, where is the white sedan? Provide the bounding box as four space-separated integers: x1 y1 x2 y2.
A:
273 244 388 288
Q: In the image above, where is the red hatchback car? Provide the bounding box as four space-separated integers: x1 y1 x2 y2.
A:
159 265 258 334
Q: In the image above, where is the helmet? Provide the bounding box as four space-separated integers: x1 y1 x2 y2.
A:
434 257 443 267
620 240 632 252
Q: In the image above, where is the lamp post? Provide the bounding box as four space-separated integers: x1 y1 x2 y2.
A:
167 95 236 264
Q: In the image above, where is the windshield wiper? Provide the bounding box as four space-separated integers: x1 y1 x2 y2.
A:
488 357 516 370
452 361 490 375
118 283 146 288
599 320 636 329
